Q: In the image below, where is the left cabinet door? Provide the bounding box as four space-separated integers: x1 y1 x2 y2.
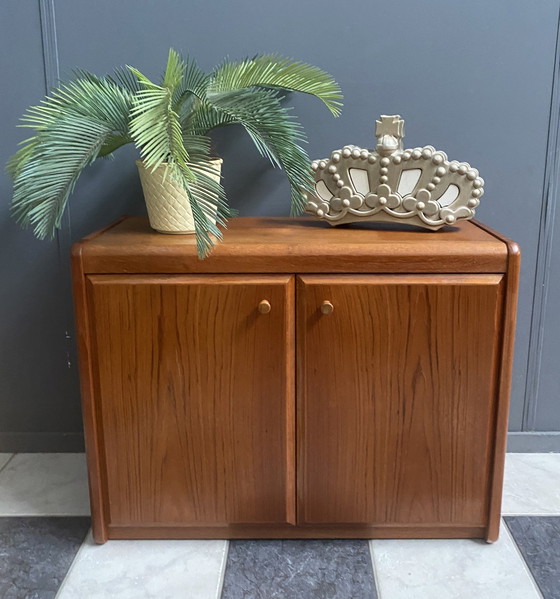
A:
86 274 295 529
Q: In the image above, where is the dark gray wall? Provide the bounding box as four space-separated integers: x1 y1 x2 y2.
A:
1 0 559 450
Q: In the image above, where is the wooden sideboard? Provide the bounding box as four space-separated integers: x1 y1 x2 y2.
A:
72 216 520 543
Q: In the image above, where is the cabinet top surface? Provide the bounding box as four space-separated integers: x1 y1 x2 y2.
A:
74 216 515 274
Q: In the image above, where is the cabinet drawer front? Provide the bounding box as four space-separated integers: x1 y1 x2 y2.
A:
87 274 295 527
297 274 504 526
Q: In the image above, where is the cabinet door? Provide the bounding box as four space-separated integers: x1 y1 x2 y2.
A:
87 275 294 527
298 274 504 527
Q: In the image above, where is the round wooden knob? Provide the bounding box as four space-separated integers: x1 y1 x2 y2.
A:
320 300 334 315
258 300 271 314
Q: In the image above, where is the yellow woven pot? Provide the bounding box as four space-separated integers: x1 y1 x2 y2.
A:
137 159 222 234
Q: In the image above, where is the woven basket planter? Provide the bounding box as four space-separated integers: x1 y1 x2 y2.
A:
137 159 222 234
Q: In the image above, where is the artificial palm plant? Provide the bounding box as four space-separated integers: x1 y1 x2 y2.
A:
7 49 342 256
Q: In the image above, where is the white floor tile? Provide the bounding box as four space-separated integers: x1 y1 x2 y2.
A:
502 453 560 515
0 454 13 471
56 532 228 599
0 453 90 516
369 521 541 599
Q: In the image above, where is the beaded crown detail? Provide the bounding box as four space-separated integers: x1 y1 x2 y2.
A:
306 115 484 230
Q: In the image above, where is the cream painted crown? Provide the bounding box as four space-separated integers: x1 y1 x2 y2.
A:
306 115 484 230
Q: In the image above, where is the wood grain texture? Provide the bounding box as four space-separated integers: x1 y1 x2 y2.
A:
79 217 508 274
297 274 504 527
71 243 110 543
107 523 487 540
472 221 521 541
87 274 295 527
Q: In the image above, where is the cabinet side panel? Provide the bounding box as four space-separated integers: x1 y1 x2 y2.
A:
87 275 294 527
298 274 503 527
487 244 521 541
72 246 108 542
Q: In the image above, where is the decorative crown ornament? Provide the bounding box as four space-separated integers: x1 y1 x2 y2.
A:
305 115 484 230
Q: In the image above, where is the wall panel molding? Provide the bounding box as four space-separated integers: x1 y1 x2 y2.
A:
523 5 560 431
38 0 75 368
38 0 59 91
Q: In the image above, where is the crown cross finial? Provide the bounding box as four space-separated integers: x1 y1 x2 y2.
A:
375 115 404 137
375 115 405 156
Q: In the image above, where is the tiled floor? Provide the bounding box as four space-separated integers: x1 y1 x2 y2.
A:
0 454 558 598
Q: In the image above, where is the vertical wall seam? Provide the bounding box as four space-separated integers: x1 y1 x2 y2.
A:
38 0 75 368
522 5 560 431
38 0 59 91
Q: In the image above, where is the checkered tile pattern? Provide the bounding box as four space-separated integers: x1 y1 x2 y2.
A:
0 453 558 598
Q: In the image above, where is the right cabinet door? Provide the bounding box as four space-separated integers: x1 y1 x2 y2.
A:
297 274 504 527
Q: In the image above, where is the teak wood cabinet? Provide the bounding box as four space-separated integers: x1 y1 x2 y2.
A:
72 217 520 543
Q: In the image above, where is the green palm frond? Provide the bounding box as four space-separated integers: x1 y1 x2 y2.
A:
172 56 208 126
187 169 227 257
129 49 195 184
173 55 208 104
23 76 133 133
12 116 112 238
8 75 135 239
209 54 342 116
181 133 213 156
186 136 236 225
162 48 185 89
129 85 191 175
182 101 235 136
109 66 143 93
6 138 38 179
179 134 236 257
196 88 314 214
